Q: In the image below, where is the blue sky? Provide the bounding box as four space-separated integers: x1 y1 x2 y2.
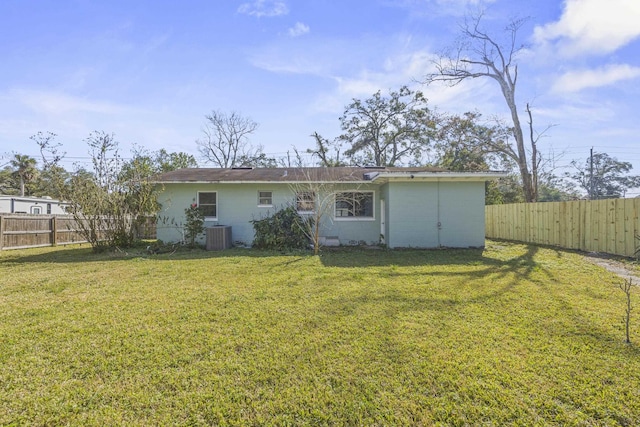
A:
1 0 639 194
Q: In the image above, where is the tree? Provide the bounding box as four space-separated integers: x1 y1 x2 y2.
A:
424 13 541 202
338 86 436 166
0 166 18 195
307 132 347 167
36 131 161 252
31 131 68 199
568 152 640 199
618 278 633 344
10 154 38 196
32 164 71 200
287 168 362 255
153 149 198 172
197 110 270 167
434 111 512 172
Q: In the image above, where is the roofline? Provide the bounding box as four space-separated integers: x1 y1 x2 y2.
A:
0 195 65 202
367 171 508 182
153 171 508 185
152 180 368 185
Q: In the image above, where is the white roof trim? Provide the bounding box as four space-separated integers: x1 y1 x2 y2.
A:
365 171 507 182
154 171 508 185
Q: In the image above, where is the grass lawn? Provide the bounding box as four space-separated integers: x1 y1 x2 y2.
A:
1 241 639 426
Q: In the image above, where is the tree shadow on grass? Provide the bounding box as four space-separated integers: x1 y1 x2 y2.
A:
1 242 544 276
0 245 290 265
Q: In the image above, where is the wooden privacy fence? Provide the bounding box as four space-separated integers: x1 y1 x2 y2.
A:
0 214 157 251
485 198 640 257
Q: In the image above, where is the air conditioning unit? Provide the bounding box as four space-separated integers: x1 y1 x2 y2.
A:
206 226 232 250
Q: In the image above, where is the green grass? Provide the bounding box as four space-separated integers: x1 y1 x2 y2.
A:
1 242 639 426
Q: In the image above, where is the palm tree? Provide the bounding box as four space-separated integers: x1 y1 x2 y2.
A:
10 154 38 196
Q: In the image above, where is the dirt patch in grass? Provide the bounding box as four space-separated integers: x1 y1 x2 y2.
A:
583 252 640 284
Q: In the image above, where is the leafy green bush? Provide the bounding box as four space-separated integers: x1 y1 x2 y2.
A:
184 204 205 247
251 206 310 250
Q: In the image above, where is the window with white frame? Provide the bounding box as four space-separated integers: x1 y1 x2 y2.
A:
296 191 315 212
335 191 374 219
258 191 273 206
31 206 42 214
198 192 217 219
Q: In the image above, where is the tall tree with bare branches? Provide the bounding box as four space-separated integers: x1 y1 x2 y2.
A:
197 110 267 167
424 13 540 202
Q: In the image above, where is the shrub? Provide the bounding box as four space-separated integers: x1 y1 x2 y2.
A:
251 206 310 250
184 204 205 247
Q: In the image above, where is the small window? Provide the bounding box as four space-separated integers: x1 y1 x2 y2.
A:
296 191 315 212
198 192 217 219
258 191 273 206
31 206 42 214
47 203 52 214
335 192 374 219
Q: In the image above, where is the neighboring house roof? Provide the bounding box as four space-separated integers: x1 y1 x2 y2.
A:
0 195 64 203
154 167 506 184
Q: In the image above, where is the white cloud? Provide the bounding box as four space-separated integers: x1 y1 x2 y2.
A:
312 49 496 117
552 64 640 93
237 0 289 18
288 22 310 37
534 0 640 57
12 89 135 116
383 0 496 17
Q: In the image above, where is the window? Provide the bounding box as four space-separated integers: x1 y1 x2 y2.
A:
47 203 52 214
258 191 273 206
296 191 315 212
198 192 217 219
31 206 42 214
335 192 374 219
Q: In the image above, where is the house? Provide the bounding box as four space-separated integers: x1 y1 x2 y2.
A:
0 195 68 215
154 167 506 249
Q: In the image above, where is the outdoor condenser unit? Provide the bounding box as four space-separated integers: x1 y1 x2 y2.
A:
205 226 232 250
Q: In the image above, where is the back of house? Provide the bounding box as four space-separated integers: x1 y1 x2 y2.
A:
154 166 505 249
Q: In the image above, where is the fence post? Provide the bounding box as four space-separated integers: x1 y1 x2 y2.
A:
0 215 3 250
51 216 58 247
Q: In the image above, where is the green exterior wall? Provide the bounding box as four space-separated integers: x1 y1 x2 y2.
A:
384 181 485 248
156 183 382 246
156 180 486 248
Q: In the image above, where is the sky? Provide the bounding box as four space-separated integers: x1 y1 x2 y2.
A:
1 0 639 195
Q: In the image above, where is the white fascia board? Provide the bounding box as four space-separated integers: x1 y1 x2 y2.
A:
367 172 508 182
154 180 370 185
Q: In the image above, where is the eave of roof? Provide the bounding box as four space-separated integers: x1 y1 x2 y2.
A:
366 171 507 183
152 167 507 184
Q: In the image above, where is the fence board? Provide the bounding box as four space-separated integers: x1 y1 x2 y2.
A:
0 214 157 250
485 198 640 258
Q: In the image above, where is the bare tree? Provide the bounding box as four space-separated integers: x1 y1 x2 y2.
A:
618 278 633 344
287 168 361 255
278 146 308 168
197 110 263 167
424 13 540 202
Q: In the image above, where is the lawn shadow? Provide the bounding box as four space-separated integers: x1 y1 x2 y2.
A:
0 245 308 265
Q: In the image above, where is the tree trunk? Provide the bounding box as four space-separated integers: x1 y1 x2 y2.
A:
498 78 535 202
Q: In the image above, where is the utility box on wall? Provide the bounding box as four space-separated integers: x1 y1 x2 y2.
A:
206 226 232 250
